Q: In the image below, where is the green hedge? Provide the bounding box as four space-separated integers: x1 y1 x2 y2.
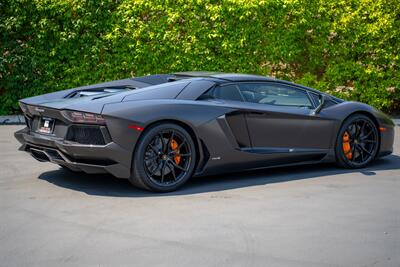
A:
1 0 399 114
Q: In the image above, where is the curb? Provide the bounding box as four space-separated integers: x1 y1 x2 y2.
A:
0 115 25 125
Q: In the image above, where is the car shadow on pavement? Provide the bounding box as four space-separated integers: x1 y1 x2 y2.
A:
38 154 400 197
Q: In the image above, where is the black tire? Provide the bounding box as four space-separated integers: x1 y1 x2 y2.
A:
129 123 197 192
335 114 379 168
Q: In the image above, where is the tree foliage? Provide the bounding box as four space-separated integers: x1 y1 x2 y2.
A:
1 0 399 114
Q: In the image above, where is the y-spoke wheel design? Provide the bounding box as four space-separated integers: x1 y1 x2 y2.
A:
130 123 197 192
144 129 192 186
336 114 379 168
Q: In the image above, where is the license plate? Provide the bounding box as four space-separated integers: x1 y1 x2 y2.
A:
38 117 55 134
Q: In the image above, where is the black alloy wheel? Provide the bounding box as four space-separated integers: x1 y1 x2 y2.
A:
130 123 197 192
336 114 379 168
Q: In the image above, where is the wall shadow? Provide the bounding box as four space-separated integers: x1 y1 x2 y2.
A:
38 154 400 197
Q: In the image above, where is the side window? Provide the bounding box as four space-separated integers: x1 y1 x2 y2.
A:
309 92 321 106
238 83 313 108
204 84 243 102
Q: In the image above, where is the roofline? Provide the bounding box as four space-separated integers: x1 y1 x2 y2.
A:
171 71 233 81
170 71 343 101
172 71 277 82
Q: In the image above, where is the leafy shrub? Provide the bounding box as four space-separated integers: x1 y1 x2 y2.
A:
1 0 399 114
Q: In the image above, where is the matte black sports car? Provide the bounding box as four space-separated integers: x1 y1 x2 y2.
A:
15 72 395 192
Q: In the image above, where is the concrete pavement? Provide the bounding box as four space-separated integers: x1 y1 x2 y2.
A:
0 125 399 267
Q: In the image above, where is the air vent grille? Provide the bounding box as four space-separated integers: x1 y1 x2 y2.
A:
66 125 106 145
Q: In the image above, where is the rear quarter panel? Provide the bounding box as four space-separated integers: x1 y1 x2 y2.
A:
101 100 235 172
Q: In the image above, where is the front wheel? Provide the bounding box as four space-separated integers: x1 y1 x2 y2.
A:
129 123 197 192
335 114 379 168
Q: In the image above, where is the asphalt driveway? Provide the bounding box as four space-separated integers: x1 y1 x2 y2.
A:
0 125 399 267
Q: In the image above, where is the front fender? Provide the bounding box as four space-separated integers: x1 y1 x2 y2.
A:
321 101 394 157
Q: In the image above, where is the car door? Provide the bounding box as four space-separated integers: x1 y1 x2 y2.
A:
235 82 335 156
205 83 253 148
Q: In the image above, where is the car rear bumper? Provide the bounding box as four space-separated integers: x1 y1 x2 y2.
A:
15 127 131 178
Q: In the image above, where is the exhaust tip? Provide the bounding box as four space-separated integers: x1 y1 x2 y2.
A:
30 148 50 162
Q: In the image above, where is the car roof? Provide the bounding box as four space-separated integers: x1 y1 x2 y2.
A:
171 71 323 94
172 71 276 82
128 72 343 102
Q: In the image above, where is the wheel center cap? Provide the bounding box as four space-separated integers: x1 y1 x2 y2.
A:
354 140 358 144
161 154 168 160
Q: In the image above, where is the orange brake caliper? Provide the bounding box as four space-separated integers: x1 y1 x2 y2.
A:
342 131 352 159
170 139 181 164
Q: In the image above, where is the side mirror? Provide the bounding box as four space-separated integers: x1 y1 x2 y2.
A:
312 94 326 115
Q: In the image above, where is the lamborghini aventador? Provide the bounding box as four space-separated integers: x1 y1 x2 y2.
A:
15 72 395 192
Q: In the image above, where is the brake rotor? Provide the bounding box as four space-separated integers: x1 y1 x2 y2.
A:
170 139 181 164
342 131 352 159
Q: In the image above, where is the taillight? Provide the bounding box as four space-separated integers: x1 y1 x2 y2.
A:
61 110 106 125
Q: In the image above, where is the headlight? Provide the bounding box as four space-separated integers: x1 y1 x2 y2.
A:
61 110 106 125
